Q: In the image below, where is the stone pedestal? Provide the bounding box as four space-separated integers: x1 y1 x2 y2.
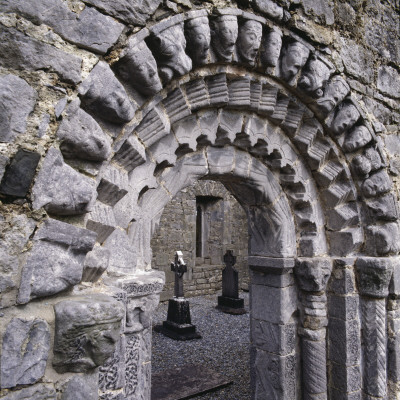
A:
155 298 201 340
217 295 246 314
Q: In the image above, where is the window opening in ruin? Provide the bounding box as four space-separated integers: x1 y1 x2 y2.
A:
196 205 203 257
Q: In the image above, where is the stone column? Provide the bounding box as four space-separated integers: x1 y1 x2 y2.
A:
295 257 332 400
355 257 394 399
388 257 400 399
249 257 297 400
102 270 165 400
327 258 362 399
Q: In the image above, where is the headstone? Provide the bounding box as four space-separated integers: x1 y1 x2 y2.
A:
154 251 201 340
217 250 246 314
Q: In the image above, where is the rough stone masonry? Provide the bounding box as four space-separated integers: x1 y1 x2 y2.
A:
0 0 399 399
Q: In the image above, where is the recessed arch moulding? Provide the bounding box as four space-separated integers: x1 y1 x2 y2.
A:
1 3 400 400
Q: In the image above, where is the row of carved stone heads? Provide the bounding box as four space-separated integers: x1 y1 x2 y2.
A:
77 9 341 123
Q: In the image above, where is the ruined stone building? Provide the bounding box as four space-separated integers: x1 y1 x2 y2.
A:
0 0 399 399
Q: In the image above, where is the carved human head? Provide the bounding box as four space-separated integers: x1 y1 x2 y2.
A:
237 19 263 65
331 102 360 136
185 16 211 66
260 28 282 68
53 295 124 373
343 125 372 152
210 15 238 62
153 23 192 82
280 41 310 83
352 154 372 177
117 41 162 97
298 57 331 97
361 170 392 198
316 76 349 114
79 62 135 124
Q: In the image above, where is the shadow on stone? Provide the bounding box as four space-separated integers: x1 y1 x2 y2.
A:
151 364 232 400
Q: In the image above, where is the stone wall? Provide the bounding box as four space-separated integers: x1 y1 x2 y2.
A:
0 0 399 399
151 180 249 300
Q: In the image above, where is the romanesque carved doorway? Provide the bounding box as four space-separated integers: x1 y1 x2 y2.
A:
3 2 399 399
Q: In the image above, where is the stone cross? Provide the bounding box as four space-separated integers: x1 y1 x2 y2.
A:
171 251 187 298
222 250 239 299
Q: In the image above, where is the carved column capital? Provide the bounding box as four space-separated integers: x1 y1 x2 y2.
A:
355 256 394 298
295 257 332 292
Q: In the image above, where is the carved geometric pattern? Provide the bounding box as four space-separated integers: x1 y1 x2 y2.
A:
124 334 140 397
361 298 387 398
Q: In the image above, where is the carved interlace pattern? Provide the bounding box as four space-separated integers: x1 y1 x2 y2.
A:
125 334 140 396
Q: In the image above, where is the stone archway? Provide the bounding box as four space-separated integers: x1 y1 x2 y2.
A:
1 3 399 400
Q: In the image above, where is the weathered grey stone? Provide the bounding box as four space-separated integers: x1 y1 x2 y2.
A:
210 12 239 62
135 106 170 147
389 257 400 297
252 348 296 399
149 20 192 83
298 56 332 97
0 215 36 307
0 26 82 84
340 38 374 84
377 65 400 99
328 259 357 294
206 73 229 107
61 374 98 400
279 40 310 85
104 229 137 275
18 218 97 304
250 270 294 288
97 167 129 206
116 35 162 97
53 294 124 373
57 100 112 162
98 335 124 393
253 0 284 20
295 258 332 292
1 318 50 389
0 154 8 182
356 257 394 298
0 384 56 400
360 298 387 398
328 295 359 322
161 87 191 125
0 149 40 197
316 76 350 115
184 78 210 111
82 247 110 282
112 135 146 172
2 0 124 54
236 17 263 66
300 0 334 25
126 294 159 333
361 169 392 198
82 0 162 26
0 74 37 143
184 11 211 66
86 203 116 243
328 318 361 366
172 115 201 153
251 283 297 324
328 228 363 256
365 222 400 256
329 361 361 393
330 102 360 136
79 61 135 124
32 148 96 215
259 27 282 68
251 319 296 355
342 125 372 153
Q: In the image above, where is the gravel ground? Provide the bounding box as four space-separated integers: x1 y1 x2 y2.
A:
152 292 251 400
